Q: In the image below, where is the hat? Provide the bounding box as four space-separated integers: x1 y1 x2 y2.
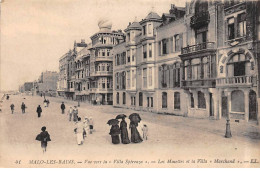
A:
41 126 46 131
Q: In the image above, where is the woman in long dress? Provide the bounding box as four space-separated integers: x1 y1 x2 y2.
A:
74 117 84 145
36 126 51 153
109 124 120 144
120 118 130 144
130 121 143 143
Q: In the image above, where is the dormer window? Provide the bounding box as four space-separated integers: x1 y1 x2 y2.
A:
143 25 146 35
148 24 152 34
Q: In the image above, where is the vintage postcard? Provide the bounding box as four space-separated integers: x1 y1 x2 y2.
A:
0 0 260 168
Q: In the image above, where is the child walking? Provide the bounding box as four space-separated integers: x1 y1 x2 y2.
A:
142 124 148 140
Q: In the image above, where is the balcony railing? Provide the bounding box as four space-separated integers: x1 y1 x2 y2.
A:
182 79 216 88
181 42 215 55
95 57 113 62
216 75 257 87
190 11 210 29
90 88 113 93
90 71 113 77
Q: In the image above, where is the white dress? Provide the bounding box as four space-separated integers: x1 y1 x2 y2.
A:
75 122 84 145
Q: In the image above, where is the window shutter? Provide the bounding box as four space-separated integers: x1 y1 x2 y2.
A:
159 68 162 88
169 66 173 88
234 17 238 39
179 33 183 50
158 41 161 56
225 20 228 41
173 68 176 87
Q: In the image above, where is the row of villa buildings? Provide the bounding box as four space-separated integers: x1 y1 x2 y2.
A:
57 0 260 123
19 71 59 96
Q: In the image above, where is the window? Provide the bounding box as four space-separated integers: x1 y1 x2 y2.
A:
238 13 246 37
127 71 130 88
107 49 110 56
162 39 168 55
122 52 126 64
151 97 153 107
159 41 161 56
123 92 126 105
175 35 180 51
174 92 181 109
132 49 135 61
116 73 119 89
191 93 194 108
173 63 181 87
149 43 152 57
162 92 167 108
127 50 130 63
122 72 126 89
148 24 152 34
131 70 135 87
143 68 147 88
117 54 120 65
161 65 168 88
228 17 235 40
191 58 201 80
231 90 245 112
143 25 146 35
170 37 173 53
198 91 206 109
116 92 119 104
107 78 111 88
147 97 149 107
139 92 143 106
102 50 106 56
143 44 147 59
131 96 136 106
148 67 152 86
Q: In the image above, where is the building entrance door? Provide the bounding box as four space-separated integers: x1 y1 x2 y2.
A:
102 94 105 105
222 96 228 118
249 90 257 121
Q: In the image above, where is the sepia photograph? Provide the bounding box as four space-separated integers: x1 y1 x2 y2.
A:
0 0 260 168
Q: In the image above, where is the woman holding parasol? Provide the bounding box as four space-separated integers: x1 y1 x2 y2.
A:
129 113 143 143
107 119 120 144
116 114 130 144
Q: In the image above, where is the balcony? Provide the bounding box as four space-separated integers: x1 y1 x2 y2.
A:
89 88 113 93
216 75 257 88
182 79 216 88
95 56 113 62
190 11 210 29
181 42 215 55
90 71 113 77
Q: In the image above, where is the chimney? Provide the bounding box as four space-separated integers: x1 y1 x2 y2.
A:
169 4 176 15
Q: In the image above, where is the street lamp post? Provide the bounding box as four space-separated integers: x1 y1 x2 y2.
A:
225 92 232 138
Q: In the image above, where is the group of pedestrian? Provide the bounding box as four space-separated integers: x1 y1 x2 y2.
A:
60 102 95 145
67 106 79 122
74 116 95 145
108 113 148 145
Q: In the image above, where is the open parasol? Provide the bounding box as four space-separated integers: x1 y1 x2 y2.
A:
129 113 141 123
107 119 119 126
115 114 127 119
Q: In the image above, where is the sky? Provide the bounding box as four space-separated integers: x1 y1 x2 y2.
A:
0 0 185 91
